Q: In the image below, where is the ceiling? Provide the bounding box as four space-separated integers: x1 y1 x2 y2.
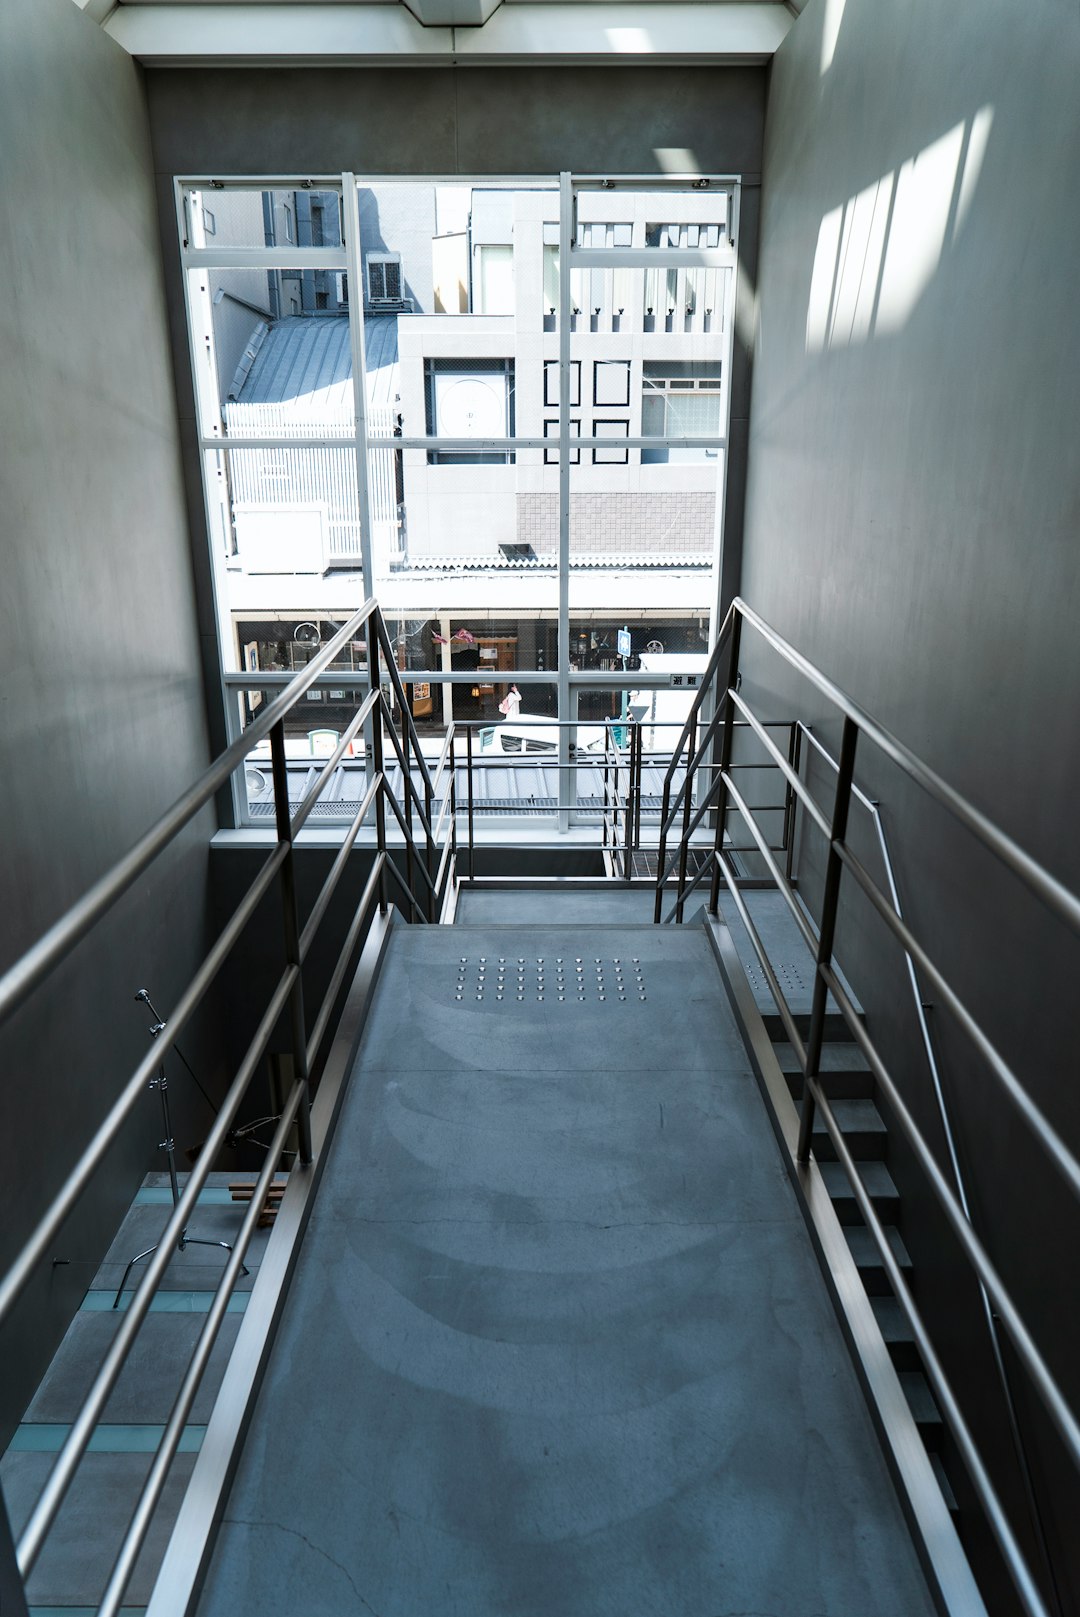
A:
76 0 795 65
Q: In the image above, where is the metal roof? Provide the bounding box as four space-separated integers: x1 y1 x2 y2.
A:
231 314 398 411
246 756 684 819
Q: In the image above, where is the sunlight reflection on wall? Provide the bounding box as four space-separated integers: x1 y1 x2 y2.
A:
805 106 994 353
820 0 847 75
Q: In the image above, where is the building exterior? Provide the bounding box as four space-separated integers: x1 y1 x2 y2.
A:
185 181 734 742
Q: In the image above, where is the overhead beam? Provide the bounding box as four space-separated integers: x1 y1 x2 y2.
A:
72 0 119 22
104 3 791 65
405 0 505 26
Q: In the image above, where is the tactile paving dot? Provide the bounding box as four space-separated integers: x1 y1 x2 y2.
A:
450 957 646 1006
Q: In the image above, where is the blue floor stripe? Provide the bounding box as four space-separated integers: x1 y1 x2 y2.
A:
9 1424 205 1454
81 1290 250 1314
134 1186 238 1205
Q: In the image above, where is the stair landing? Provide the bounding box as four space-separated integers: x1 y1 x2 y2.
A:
195 923 935 1617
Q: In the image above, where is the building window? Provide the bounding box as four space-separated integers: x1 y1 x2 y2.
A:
473 243 514 314
641 362 723 462
544 360 581 408
283 204 294 243
541 238 585 322
542 244 560 317
367 256 403 304
425 358 514 464
645 222 723 248
544 420 580 465
593 361 630 407
576 222 632 248
592 419 629 465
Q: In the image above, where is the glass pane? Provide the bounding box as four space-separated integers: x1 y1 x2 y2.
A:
359 180 557 441
223 447 362 572
573 186 730 253
187 264 352 441
186 187 344 251
372 390 559 659
569 434 723 566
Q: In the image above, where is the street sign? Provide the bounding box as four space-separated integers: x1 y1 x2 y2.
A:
617 627 631 659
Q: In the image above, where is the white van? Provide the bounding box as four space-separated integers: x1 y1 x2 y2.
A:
627 653 710 752
478 714 608 756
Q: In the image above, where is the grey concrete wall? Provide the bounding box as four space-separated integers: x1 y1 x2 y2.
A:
143 65 765 750
0 0 220 1443
742 0 1080 1607
359 184 438 312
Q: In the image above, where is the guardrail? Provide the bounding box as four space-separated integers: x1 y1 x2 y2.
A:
655 596 1080 1617
0 597 455 1617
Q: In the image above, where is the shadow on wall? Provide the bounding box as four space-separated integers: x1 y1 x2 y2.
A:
804 104 994 353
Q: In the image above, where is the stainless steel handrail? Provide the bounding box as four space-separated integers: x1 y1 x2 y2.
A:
795 720 1067 1612
731 597 1080 936
0 596 457 1616
0 598 380 1028
658 599 1080 1617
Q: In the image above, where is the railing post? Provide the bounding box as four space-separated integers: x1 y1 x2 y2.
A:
674 708 698 923
448 730 458 907
654 750 673 923
623 728 633 882
269 721 313 1167
796 716 859 1163
424 749 435 921
397 667 416 919
466 724 475 881
708 609 743 915
373 736 388 914
601 735 610 863
784 720 802 886
633 721 643 852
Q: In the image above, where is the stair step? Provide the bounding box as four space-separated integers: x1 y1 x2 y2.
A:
844 1225 911 1294
810 1099 887 1161
819 1161 899 1225
761 1009 851 1042
783 1067 875 1102
870 1295 923 1371
900 1371 944 1450
772 1041 873 1073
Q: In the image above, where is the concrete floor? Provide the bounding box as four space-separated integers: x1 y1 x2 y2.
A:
196 923 935 1617
455 886 661 925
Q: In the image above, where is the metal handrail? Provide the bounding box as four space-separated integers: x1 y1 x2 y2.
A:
794 720 1067 1612
0 596 456 1616
732 598 1080 936
658 599 1080 1617
0 598 381 1028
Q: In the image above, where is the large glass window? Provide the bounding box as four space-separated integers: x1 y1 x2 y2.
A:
179 173 738 823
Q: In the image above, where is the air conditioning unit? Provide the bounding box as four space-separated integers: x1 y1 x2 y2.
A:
368 258 402 303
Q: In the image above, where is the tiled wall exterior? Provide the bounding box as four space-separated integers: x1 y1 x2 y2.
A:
517 492 716 556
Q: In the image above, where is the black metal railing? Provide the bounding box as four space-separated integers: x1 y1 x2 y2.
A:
0 597 455 1617
654 595 1080 1617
